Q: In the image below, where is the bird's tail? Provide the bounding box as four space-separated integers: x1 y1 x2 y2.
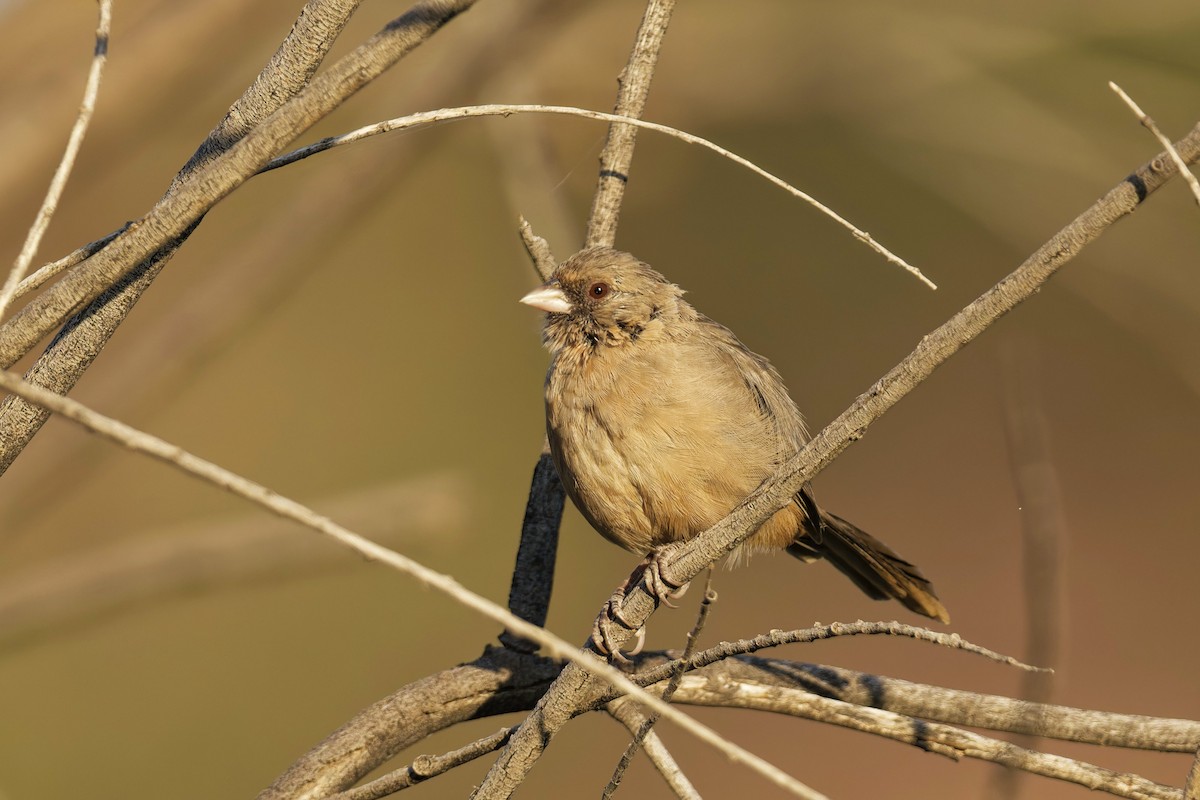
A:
787 507 950 624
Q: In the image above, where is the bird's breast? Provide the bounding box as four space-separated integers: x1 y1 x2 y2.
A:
545 341 792 555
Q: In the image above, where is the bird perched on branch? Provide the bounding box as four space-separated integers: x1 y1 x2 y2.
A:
520 247 948 645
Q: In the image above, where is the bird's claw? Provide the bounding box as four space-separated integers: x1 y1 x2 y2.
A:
643 546 689 608
591 586 645 662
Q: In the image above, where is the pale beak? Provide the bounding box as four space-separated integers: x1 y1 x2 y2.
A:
519 282 572 314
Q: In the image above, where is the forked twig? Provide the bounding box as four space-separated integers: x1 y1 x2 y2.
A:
327 727 516 800
604 573 717 798
607 700 701 800
1110 81 1200 205
0 0 111 319
623 621 1046 694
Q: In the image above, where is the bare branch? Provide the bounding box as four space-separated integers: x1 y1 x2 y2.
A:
0 0 377 475
328 727 516 800
12 226 124 301
0 0 476 375
607 699 701 800
498 449 564 652
992 340 1067 798
585 0 676 248
669 675 1182 800
622 621 1046 687
646 657 1200 753
258 649 560 799
0 0 111 319
258 640 1200 799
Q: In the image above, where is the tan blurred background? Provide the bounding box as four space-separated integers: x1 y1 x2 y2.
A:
1 0 1199 797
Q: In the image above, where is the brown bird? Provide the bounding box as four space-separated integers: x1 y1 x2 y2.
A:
520 247 949 626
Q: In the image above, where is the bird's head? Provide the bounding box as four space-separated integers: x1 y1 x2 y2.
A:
520 247 685 354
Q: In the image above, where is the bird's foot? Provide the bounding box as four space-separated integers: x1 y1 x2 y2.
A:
643 545 689 608
591 583 646 663
589 548 689 661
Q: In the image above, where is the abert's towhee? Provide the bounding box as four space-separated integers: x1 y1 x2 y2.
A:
521 247 948 625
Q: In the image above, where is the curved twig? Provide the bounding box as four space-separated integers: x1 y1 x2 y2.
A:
263 104 932 287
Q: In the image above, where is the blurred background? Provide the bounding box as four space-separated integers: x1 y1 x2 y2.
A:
1 0 1198 797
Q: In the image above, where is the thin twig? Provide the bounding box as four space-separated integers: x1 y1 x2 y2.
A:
625 621 1045 693
0 366 823 800
327 727 516 800
0 0 111 319
1110 81 1200 205
264 104 934 288
12 227 125 301
607 700 701 800
518 217 557 282
605 572 716 798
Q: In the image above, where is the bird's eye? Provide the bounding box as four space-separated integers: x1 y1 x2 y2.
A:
589 282 610 299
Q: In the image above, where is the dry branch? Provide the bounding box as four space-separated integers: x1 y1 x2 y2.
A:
669 674 1181 800
585 0 676 249
261 644 1200 798
0 0 474 473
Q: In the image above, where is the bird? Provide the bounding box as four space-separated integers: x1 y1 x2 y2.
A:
520 247 949 633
